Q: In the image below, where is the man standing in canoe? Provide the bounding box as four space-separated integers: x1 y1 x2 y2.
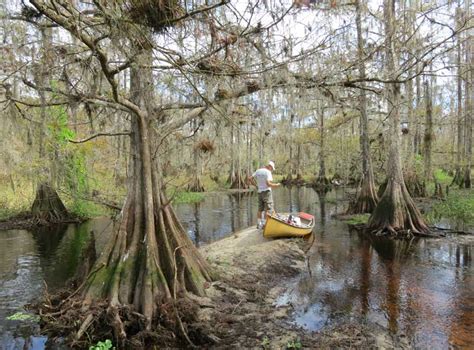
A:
249 161 281 229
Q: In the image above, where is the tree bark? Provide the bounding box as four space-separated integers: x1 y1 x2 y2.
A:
71 50 212 341
423 80 433 184
348 0 378 214
188 118 205 192
453 4 464 185
368 0 429 236
461 4 472 188
230 122 248 189
316 103 329 186
31 182 69 223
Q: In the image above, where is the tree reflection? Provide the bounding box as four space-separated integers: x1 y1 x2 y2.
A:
315 188 328 228
30 224 68 258
31 223 91 289
193 202 201 247
365 236 416 335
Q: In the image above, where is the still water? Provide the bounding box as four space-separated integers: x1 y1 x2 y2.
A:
0 187 472 349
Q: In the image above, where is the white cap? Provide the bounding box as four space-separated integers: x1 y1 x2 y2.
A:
268 161 275 170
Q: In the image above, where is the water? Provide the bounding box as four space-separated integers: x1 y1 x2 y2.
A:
0 187 472 349
0 219 112 350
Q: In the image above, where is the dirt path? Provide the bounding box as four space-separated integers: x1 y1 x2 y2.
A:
197 227 391 349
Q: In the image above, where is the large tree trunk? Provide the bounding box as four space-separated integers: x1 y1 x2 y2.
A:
423 79 433 187
31 182 69 223
83 114 212 311
45 51 212 346
30 26 69 224
348 0 378 214
230 122 249 189
315 103 330 187
414 61 422 155
188 119 205 192
368 0 429 236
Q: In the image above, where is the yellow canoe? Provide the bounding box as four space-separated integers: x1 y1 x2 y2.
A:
263 212 315 238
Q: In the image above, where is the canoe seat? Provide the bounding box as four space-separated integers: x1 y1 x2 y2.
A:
298 212 314 221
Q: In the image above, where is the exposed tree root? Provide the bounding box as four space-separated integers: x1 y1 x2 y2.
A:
31 182 71 224
282 173 305 186
433 182 445 199
311 176 332 191
33 291 207 349
368 177 430 237
347 174 378 214
281 173 293 185
451 167 464 186
229 171 249 189
461 167 472 189
404 171 426 197
187 176 205 192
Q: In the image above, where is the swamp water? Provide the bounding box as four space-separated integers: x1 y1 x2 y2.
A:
0 187 472 349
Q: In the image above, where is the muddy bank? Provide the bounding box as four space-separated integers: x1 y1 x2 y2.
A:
198 227 390 349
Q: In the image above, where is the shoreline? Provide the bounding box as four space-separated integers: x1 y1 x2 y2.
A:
196 226 390 349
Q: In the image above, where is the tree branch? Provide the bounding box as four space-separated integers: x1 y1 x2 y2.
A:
68 131 131 144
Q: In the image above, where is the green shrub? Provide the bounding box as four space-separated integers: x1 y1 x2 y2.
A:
286 338 302 349
89 339 114 350
427 189 474 226
172 191 205 204
344 213 371 225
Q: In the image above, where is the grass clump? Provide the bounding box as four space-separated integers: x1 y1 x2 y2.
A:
171 191 205 204
0 181 33 220
6 312 39 322
426 189 474 227
433 169 453 185
344 213 371 225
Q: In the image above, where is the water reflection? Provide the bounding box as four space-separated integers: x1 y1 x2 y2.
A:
315 189 327 228
177 187 331 245
0 187 472 349
0 222 100 350
280 220 473 348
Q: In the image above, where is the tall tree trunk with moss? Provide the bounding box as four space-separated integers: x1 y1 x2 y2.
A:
228 123 236 185
368 0 429 236
31 25 69 222
316 103 329 186
79 50 212 340
460 0 472 188
462 21 472 188
423 80 433 193
188 118 205 192
230 121 248 189
453 3 464 186
348 0 378 214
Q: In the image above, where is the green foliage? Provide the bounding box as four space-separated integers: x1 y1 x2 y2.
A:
0 179 33 220
411 154 424 174
433 169 452 185
89 339 114 350
45 102 97 218
343 213 371 225
261 335 271 349
172 191 205 204
47 104 75 148
6 312 39 322
286 338 302 349
427 189 474 226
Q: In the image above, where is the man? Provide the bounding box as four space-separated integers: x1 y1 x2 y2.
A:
250 161 281 229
